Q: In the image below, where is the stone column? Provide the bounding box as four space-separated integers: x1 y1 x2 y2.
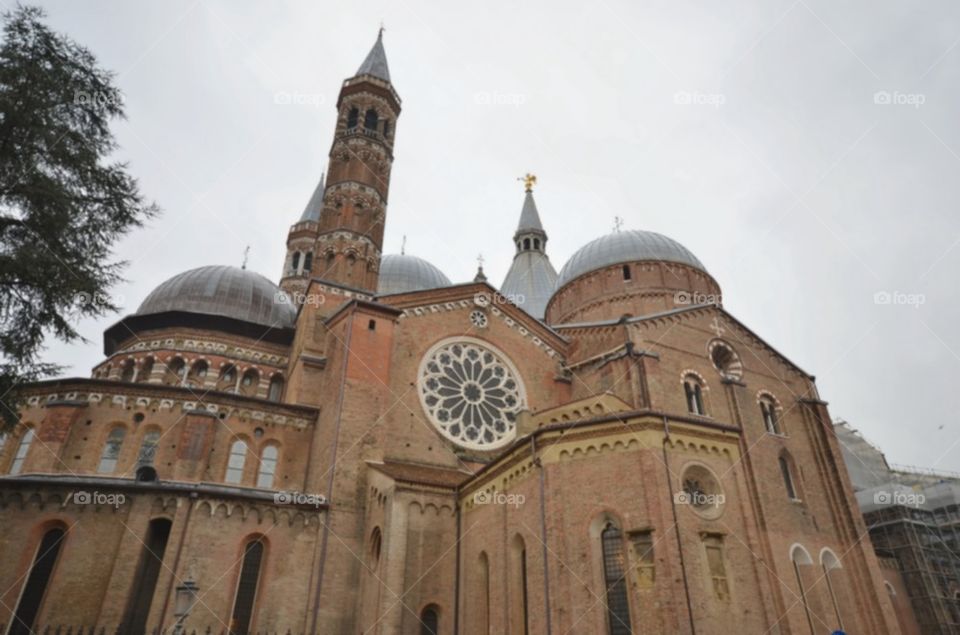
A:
379 495 409 635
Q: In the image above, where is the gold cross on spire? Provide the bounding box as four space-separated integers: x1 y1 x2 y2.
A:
518 173 537 193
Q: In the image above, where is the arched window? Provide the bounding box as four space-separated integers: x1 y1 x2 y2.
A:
121 518 172 634
790 545 815 634
256 445 279 488
478 552 490 634
241 369 259 396
231 538 265 635
601 522 632 634
9 527 66 635
268 375 284 402
138 357 154 383
303 252 313 273
291 251 301 273
325 252 335 272
369 527 382 567
219 364 237 392
347 107 359 129
364 108 378 130
760 396 781 435
821 549 844 631
10 427 34 475
780 455 799 500
120 359 136 382
420 604 439 635
534 238 541 250
164 357 186 385
97 427 126 474
621 264 632 281
523 238 531 250
511 535 529 634
185 360 208 387
225 440 248 484
137 430 161 468
683 375 706 415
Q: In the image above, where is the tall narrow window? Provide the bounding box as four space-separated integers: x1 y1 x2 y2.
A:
364 108 378 130
98 427 127 474
478 552 490 634
703 534 729 601
420 605 440 635
683 376 705 415
225 440 248 484
231 539 265 635
347 107 359 129
120 359 136 382
291 251 301 273
791 545 815 634
601 522 632 634
256 445 278 488
761 398 781 435
267 376 284 402
622 264 632 281
138 357 154 383
303 252 313 273
780 455 798 500
121 518 172 635
821 550 844 631
137 430 161 469
10 527 66 635
511 535 529 635
10 427 34 475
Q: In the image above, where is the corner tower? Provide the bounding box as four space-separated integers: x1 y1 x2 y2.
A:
280 30 401 296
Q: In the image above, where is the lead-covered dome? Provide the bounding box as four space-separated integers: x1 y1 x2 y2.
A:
137 265 296 329
556 229 706 288
377 254 451 295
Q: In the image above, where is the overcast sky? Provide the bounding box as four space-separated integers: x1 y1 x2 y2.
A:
29 0 960 472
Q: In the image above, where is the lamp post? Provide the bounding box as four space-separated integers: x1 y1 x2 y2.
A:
172 579 198 634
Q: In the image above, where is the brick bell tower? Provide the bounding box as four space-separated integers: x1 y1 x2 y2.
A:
281 30 401 297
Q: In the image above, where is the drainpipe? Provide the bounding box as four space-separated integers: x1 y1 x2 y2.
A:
662 416 696 635
310 313 355 633
531 435 553 634
454 486 462 635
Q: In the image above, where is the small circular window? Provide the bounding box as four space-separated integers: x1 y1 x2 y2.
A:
418 338 526 450
676 463 725 519
469 310 488 328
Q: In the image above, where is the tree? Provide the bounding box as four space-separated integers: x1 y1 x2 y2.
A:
0 6 157 429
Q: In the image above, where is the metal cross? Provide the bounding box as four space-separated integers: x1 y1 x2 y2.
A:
613 216 624 232
241 245 250 270
477 253 484 267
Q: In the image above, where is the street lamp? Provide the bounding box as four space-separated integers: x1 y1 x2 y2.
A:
173 579 199 634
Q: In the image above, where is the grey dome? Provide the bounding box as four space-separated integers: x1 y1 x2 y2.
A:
377 254 451 295
137 266 296 329
557 230 707 288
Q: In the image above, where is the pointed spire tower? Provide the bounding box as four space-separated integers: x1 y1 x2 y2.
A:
500 174 559 319
279 29 401 297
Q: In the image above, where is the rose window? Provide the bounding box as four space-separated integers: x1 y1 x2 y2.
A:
418 339 526 450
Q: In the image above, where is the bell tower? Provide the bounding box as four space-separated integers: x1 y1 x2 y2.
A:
314 29 400 293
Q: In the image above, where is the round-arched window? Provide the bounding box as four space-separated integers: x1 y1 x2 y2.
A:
417 338 526 450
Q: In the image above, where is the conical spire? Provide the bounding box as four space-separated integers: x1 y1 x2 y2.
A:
299 172 325 222
517 191 544 233
356 29 391 82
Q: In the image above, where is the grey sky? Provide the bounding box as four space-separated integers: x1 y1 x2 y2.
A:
31 0 960 471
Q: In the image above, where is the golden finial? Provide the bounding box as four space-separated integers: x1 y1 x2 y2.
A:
518 173 537 193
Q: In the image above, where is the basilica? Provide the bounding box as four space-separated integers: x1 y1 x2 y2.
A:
0 32 907 635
